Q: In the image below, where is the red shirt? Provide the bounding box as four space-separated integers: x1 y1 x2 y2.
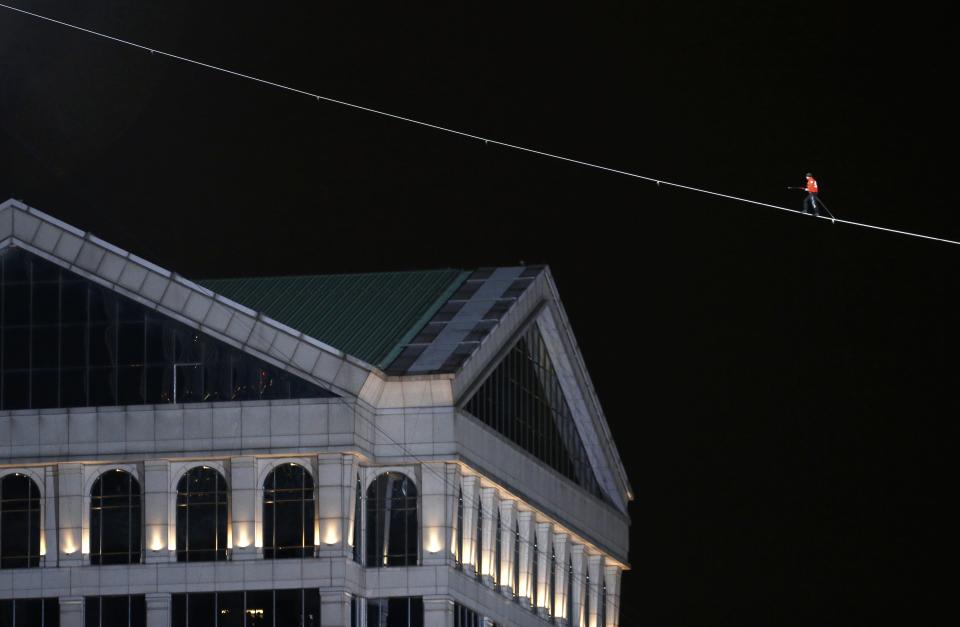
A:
806 177 819 194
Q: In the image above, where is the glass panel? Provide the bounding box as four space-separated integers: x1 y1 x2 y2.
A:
176 467 228 562
13 599 41 627
365 473 418 567
217 593 244 627
90 471 141 565
245 591 272 627
463 325 605 500
171 595 185 627
186 593 215 627
273 590 302 627
263 465 314 559
0 248 336 410
0 474 42 569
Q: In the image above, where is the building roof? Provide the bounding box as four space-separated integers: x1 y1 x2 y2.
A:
199 266 545 375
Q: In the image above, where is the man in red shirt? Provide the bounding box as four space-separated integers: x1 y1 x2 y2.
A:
802 173 819 216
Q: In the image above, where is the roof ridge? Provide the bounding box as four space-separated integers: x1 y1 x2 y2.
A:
199 268 464 282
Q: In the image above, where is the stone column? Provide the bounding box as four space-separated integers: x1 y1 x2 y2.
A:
478 487 499 588
587 554 603 627
320 591 351 627
516 510 535 607
59 596 83 627
535 522 553 619
603 565 622 627
143 460 171 562
570 544 586 627
420 462 450 565
57 463 84 566
498 499 517 598
423 595 454 627
460 475 479 576
316 454 356 557
230 456 258 559
43 465 58 567
146 593 171 627
553 533 570 626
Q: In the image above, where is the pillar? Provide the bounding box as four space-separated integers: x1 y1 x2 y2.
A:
535 522 553 619
43 466 58 567
498 499 517 598
143 460 171 562
424 596 454 627
58 596 83 627
460 476 479 576
146 593 171 627
316 454 356 557
57 463 83 566
570 544 586 627
478 487 499 587
603 565 622 627
553 533 570 626
421 462 455 565
587 554 603 627
321 591 351 627
516 510 535 607
230 456 258 559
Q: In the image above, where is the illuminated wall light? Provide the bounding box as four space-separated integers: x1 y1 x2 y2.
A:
81 531 90 555
323 524 339 546
62 533 77 555
150 535 165 552
254 521 263 548
314 521 321 547
39 534 46 557
235 526 251 549
227 523 233 550
426 529 442 554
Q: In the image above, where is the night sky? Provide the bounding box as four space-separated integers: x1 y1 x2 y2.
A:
2 2 957 624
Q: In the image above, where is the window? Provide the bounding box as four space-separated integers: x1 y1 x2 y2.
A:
0 473 41 569
84 595 145 627
365 473 418 567
463 325 604 499
0 248 336 411
494 509 502 587
513 520 520 599
531 534 539 610
352 474 361 564
453 603 480 627
172 590 318 627
263 464 315 559
584 571 591 627
176 466 228 562
549 548 556 619
365 597 423 627
455 489 463 568
566 555 573 627
0 598 59 627
90 470 141 565
600 580 607 627
474 494 483 581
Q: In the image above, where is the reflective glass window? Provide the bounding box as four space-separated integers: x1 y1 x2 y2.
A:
176 467 228 562
0 598 59 627
171 590 317 627
365 597 423 627
90 470 141 565
0 248 336 410
365 473 418 567
453 603 480 627
84 596 145 627
262 464 315 559
464 325 603 499
0 474 41 569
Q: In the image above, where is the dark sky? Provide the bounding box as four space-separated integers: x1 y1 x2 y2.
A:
2 1 957 624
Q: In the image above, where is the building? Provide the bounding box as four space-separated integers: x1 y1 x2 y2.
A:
0 198 631 627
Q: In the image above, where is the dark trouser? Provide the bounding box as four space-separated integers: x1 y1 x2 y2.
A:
803 193 819 216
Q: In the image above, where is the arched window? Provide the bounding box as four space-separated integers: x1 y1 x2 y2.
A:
365 472 418 567
263 464 315 559
176 467 228 562
90 470 142 565
352 474 362 564
0 474 41 568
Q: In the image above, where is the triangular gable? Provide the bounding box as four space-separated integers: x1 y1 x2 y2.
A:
0 199 374 399
464 323 606 499
0 246 336 410
455 268 632 512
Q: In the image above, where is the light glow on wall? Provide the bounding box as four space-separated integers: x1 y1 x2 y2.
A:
39 533 46 556
426 529 442 554
150 534 165 552
323 523 339 546
61 532 77 555
235 525 251 549
81 530 90 555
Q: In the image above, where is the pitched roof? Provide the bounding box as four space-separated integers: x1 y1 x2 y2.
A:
198 265 546 374
198 270 469 369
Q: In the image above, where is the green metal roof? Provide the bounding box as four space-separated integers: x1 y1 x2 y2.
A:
199 269 470 368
